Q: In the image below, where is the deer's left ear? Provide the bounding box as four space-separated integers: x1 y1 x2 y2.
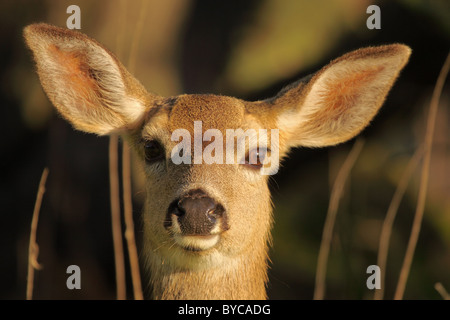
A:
273 44 411 148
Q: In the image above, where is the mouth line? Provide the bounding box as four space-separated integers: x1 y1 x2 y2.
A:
173 234 220 252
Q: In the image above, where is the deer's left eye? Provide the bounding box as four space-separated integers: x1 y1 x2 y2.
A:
244 148 266 169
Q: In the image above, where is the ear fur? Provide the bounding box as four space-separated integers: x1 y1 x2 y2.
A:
24 23 153 135
274 44 411 148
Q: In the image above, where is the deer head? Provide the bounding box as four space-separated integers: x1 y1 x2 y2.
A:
24 23 410 299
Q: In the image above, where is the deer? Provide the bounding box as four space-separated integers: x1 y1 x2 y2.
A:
24 23 410 299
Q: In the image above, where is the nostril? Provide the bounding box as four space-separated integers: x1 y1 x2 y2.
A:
174 200 185 217
207 204 224 218
165 199 186 229
207 208 216 218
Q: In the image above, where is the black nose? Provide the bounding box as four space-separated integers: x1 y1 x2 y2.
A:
165 189 227 235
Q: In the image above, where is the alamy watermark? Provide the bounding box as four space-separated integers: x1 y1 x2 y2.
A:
169 121 280 176
66 265 81 289
366 265 381 290
366 5 381 30
66 5 81 29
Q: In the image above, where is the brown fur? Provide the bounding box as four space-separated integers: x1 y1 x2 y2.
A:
24 23 411 299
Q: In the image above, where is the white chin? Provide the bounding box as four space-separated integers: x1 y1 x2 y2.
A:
174 234 220 251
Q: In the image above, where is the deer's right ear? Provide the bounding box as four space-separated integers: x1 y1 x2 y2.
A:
24 23 154 135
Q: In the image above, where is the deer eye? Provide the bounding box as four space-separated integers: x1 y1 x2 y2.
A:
144 140 165 163
244 148 266 170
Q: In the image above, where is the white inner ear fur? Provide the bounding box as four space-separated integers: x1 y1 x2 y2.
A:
86 44 146 123
277 53 407 147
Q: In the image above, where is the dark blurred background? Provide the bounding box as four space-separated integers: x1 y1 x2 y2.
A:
1 0 449 299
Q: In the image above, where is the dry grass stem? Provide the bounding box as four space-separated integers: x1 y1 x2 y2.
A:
434 283 449 300
394 52 450 300
314 139 365 300
118 0 149 300
122 141 144 300
115 0 127 62
26 167 49 300
374 146 424 300
127 0 149 75
109 134 126 300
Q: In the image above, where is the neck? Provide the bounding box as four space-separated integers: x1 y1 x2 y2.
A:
146 245 269 300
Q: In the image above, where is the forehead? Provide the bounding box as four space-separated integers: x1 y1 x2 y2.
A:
170 94 245 132
148 94 246 134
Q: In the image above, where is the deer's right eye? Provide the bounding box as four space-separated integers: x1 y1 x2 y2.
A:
144 140 165 163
